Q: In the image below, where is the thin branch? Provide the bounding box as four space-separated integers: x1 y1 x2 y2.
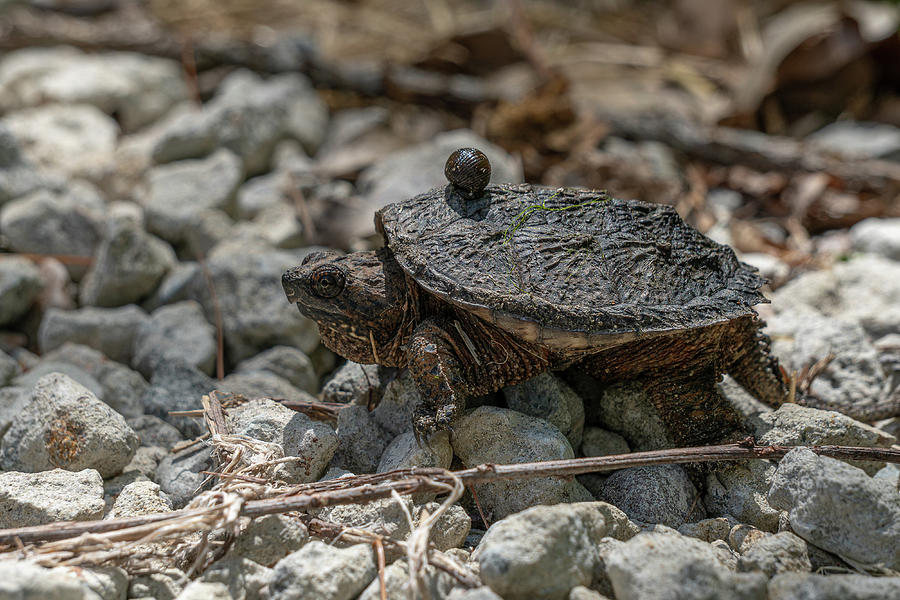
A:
2 440 898 547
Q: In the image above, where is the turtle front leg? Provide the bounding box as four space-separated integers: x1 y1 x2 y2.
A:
407 318 472 441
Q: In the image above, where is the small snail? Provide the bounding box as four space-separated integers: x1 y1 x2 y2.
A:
444 148 491 199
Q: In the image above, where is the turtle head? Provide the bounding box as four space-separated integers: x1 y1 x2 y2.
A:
282 248 408 366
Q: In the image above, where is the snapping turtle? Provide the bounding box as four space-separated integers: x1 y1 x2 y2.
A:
283 171 795 447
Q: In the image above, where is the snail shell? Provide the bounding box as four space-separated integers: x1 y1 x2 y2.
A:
444 148 491 199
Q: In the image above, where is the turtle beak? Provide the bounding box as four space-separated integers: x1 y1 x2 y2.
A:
282 267 305 304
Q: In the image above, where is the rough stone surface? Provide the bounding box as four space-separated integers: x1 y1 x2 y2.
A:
1 373 139 477
0 468 104 527
129 569 185 600
141 360 217 438
79 219 175 307
228 398 337 483
358 560 455 600
0 123 64 206
128 415 184 448
377 430 452 473
600 465 703 527
767 573 900 600
38 305 148 364
0 560 97 600
755 403 895 474
232 514 309 567
447 588 504 600
678 516 739 543
269 541 376 600
201 556 271 600
768 448 900 569
331 404 392 474
475 502 637 600
0 350 19 386
850 217 900 260
187 240 319 363
132 300 216 378
219 371 314 404
736 532 811 576
176 581 233 600
606 531 767 600
580 427 631 458
11 361 104 401
152 70 327 174
0 256 43 326
315 495 415 542
234 346 318 394
452 406 592 519
107 480 172 518
141 149 243 246
704 460 782 532
320 361 386 405
417 502 472 551
0 386 28 439
156 445 213 509
503 372 585 448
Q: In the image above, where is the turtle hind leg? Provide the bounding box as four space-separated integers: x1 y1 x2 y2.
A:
640 365 749 448
725 315 791 409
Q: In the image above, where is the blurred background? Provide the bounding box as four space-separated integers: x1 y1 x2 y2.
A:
1 0 899 354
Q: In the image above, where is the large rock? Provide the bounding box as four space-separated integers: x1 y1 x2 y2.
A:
704 460 781 532
330 404 392 474
850 217 900 260
187 240 319 364
269 541 376 600
228 398 337 483
79 219 176 307
451 406 592 519
0 255 43 326
234 346 317 394
1 103 118 181
736 531 811 576
600 465 703 527
232 514 309 567
0 560 102 599
377 430 452 472
768 448 900 569
605 530 767 600
358 560 455 600
1 373 139 477
201 556 271 600
151 70 328 174
141 360 217 438
768 573 900 600
141 149 243 246
38 305 148 364
475 502 637 600
156 445 213 509
503 372 585 449
106 480 172 518
0 468 104 527
132 300 216 378
0 123 63 206
0 46 188 131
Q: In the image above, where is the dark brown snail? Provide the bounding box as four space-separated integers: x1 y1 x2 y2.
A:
444 148 491 199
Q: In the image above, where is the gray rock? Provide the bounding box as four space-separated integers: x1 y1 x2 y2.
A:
378 430 452 473
678 516 739 543
114 445 166 482
38 304 148 364
141 149 243 246
322 361 386 405
331 404 392 474
176 581 233 600
356 129 522 235
768 573 900 600
581 427 630 458
0 256 43 325
141 360 217 438
142 261 199 311
0 46 188 131
0 349 19 386
232 514 309 567
447 588 504 600
808 121 900 160
0 386 28 439
79 219 175 307
129 569 186 600
152 70 327 174
132 300 216 378
1 186 104 278
187 240 319 363
704 461 782 532
269 541 376 600
756 403 895 475
736 531 811 576
503 372 585 448
0 123 63 206
2 103 118 181
451 406 591 519
219 371 313 404
238 203 305 248
768 448 900 569
128 415 185 448
228 398 337 483
202 556 271 600
0 468 104 527
569 587 610 600
106 479 172 519
66 566 129 600
234 346 317 394
606 531 767 600
600 465 704 527
235 172 286 220
765 309 898 424
156 445 213 509
41 342 148 420
850 218 900 260
12 361 104 401
357 560 455 600
474 502 637 600
316 495 415 543
417 502 472 551
738 252 790 284
1 373 139 477
0 560 97 599
771 255 900 338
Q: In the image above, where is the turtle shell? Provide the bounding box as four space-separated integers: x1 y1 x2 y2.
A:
375 184 766 350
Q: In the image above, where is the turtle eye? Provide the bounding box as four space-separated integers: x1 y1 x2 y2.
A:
310 265 346 298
